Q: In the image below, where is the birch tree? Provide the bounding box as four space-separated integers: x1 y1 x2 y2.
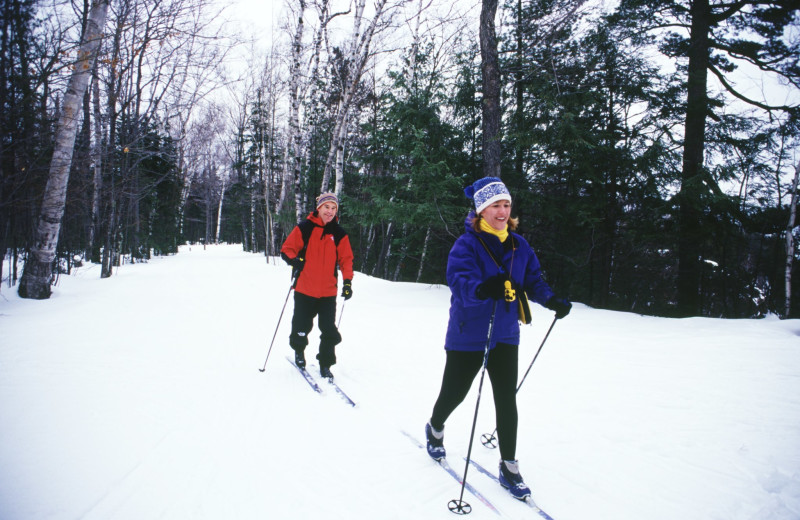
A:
18 0 109 299
87 69 103 261
786 160 799 317
319 0 404 195
257 50 284 256
277 0 345 220
279 0 307 222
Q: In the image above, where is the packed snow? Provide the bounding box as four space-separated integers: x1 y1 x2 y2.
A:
1 243 799 520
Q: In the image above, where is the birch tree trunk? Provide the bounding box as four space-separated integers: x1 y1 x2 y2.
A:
216 178 225 244
416 226 431 283
88 70 103 262
393 224 411 281
362 223 375 271
291 1 307 221
786 161 799 317
374 221 394 277
276 0 306 222
333 115 347 196
250 177 256 251
320 0 389 193
267 81 279 256
261 85 274 256
18 0 109 299
383 223 394 279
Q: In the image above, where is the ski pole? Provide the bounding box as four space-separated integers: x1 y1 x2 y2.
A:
337 300 346 329
481 315 558 448
448 300 498 516
258 281 295 373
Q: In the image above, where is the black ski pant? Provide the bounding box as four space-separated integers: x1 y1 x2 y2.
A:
430 343 519 461
289 292 341 367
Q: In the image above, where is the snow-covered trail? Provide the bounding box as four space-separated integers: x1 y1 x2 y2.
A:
1 244 799 520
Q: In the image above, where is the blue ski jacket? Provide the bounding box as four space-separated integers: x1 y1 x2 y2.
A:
444 213 555 352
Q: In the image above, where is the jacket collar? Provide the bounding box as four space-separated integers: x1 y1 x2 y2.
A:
307 212 338 228
465 211 514 253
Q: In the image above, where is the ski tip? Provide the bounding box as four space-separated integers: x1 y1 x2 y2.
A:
525 497 554 519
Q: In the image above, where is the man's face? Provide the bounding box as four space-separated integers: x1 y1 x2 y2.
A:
318 201 338 224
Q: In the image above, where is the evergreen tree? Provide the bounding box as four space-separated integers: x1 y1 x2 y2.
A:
351 39 468 282
613 0 800 316
500 0 684 313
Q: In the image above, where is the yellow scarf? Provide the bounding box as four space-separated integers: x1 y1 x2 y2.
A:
479 218 509 243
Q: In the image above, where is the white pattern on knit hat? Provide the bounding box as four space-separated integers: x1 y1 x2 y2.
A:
464 177 511 214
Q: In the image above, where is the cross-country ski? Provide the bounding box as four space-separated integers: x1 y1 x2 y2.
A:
286 355 323 393
317 369 356 407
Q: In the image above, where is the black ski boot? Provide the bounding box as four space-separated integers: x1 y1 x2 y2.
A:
320 365 334 380
294 350 306 369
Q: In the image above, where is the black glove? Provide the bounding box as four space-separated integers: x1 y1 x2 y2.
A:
290 256 305 279
476 274 508 300
545 296 572 319
341 279 353 300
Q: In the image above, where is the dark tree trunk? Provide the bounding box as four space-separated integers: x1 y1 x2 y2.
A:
480 0 501 179
676 0 710 316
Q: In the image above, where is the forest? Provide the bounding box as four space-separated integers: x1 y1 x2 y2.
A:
1 0 799 318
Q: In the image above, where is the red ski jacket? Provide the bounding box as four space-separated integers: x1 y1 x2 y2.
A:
281 213 354 299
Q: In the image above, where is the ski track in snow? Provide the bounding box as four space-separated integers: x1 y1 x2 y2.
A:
1 243 799 520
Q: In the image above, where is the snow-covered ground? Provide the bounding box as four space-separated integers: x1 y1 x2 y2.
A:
1 243 799 520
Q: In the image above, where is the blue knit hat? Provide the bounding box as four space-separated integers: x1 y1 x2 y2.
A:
464 177 511 214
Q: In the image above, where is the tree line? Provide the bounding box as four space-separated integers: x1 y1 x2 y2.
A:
2 0 798 318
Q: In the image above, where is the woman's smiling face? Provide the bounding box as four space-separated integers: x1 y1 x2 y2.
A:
480 200 511 230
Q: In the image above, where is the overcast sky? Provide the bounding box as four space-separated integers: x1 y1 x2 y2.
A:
219 0 797 114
